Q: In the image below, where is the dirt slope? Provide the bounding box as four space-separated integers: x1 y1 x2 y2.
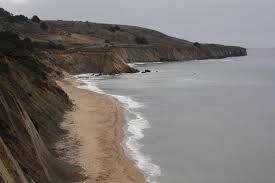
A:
0 8 247 183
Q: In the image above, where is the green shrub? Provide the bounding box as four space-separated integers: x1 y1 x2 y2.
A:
108 25 123 32
193 42 201 48
0 57 9 73
31 15 41 23
40 22 48 30
0 31 33 56
0 8 12 17
135 36 149 45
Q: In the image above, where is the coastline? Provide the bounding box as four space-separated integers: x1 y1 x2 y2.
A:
57 78 145 183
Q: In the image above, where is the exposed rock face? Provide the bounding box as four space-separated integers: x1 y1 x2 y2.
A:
111 44 247 63
0 12 246 74
53 51 138 75
0 8 247 183
0 33 82 183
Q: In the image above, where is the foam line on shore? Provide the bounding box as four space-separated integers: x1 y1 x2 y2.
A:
128 62 164 67
73 74 161 183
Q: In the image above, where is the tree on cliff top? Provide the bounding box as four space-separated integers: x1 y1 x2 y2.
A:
108 25 123 32
0 8 29 22
193 42 201 48
0 8 12 17
32 15 41 23
135 36 149 45
0 31 33 56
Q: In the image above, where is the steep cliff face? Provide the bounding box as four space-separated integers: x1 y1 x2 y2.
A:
0 33 82 183
0 8 247 183
0 14 246 74
52 51 138 75
111 44 247 63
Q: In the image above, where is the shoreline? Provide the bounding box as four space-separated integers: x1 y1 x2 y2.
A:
57 78 145 183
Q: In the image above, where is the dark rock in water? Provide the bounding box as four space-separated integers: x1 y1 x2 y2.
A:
141 69 151 73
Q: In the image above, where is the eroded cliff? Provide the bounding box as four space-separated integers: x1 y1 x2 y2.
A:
0 8 247 183
0 11 246 74
0 31 82 183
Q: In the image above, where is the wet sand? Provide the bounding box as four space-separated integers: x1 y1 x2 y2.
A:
57 79 145 183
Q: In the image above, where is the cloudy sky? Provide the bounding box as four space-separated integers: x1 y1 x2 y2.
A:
1 0 274 48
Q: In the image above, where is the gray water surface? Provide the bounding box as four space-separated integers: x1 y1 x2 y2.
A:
92 49 275 183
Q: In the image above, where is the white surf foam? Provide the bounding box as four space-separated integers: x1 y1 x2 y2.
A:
73 74 104 93
133 62 147 65
222 59 234 62
129 62 164 67
112 94 143 109
73 74 161 183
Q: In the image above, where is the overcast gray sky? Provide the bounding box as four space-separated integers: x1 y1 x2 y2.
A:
1 0 274 48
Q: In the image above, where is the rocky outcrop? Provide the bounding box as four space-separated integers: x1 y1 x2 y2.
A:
111 44 247 63
0 8 247 183
0 33 82 183
52 50 138 75
0 12 246 74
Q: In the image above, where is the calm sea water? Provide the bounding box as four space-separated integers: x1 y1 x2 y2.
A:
75 48 275 183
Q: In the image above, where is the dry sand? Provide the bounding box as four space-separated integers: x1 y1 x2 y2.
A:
57 79 145 183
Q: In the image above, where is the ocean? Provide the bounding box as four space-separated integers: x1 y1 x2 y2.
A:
74 48 275 183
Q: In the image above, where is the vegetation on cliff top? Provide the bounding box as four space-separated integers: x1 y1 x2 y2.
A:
0 29 83 182
0 7 247 183
0 31 33 56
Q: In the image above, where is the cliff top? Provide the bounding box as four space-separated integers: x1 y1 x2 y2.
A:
0 8 245 53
